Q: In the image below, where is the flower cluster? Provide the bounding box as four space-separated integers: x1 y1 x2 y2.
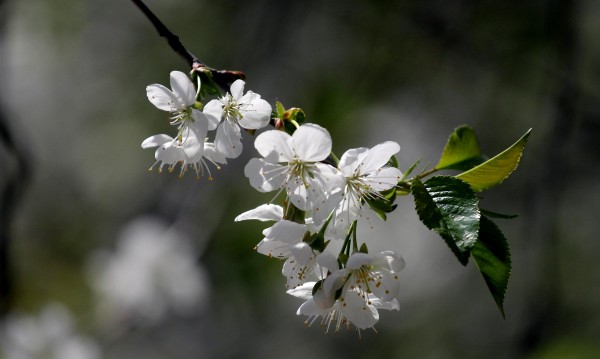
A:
142 71 272 178
237 124 405 333
143 71 406 333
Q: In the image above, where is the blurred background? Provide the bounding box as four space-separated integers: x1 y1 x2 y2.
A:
1 0 599 358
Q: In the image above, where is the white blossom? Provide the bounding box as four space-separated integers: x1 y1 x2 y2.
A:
324 251 405 303
326 141 402 239
141 126 225 179
235 204 324 288
244 124 343 223
234 203 284 222
203 79 272 158
287 251 404 333
146 71 209 141
287 281 400 334
0 303 100 359
88 217 208 326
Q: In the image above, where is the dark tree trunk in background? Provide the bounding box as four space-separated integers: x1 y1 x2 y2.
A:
0 0 32 315
518 0 580 355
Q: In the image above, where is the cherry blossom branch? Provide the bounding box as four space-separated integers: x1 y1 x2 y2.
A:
130 0 199 66
130 0 245 89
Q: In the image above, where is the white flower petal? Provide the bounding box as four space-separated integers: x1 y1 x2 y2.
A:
256 238 289 258
238 97 272 130
313 190 343 227
244 158 287 192
373 251 406 272
215 121 243 158
202 99 223 130
266 220 307 243
239 90 261 102
364 166 403 191
312 282 336 309
323 269 347 295
297 297 322 316
290 242 314 266
230 79 245 101
282 256 313 288
316 251 339 273
357 204 383 229
169 71 196 106
313 163 345 194
191 109 210 129
155 142 184 165
142 134 173 148
370 297 400 311
291 124 332 162
286 178 309 211
359 141 400 174
370 270 401 302
342 290 379 329
287 281 316 301
146 84 180 112
307 164 345 225
346 252 374 270
326 191 361 241
234 204 284 222
338 147 368 177
202 141 227 164
181 129 203 161
254 130 293 162
181 119 209 161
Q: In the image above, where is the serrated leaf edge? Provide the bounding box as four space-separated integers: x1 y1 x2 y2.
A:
456 129 531 192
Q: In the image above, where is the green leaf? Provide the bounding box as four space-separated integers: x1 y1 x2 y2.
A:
436 126 488 171
412 176 480 265
366 187 397 220
480 208 518 219
275 101 286 118
196 71 221 97
387 154 399 169
456 129 531 192
471 216 511 318
401 159 421 181
397 160 421 196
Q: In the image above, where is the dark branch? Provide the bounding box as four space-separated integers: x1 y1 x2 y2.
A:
130 0 200 67
130 0 245 90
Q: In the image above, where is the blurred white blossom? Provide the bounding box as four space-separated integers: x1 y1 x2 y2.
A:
88 217 208 327
0 303 100 359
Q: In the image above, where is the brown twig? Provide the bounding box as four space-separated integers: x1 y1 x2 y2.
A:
130 0 245 89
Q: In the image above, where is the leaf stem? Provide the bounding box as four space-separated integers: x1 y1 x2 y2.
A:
416 167 439 180
397 166 439 193
351 221 358 252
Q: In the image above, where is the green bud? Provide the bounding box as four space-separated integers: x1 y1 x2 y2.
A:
359 243 369 254
192 101 204 110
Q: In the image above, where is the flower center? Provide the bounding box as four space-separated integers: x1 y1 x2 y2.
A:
288 157 316 187
347 176 372 200
170 106 194 129
222 94 243 123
